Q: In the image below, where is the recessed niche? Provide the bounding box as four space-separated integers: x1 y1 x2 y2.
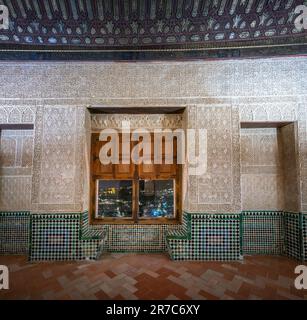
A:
240 122 299 212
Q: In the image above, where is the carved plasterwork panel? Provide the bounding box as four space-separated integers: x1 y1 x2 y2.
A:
240 128 285 211
0 129 34 210
239 104 298 122
31 106 84 212
0 106 36 124
239 103 307 212
0 58 306 101
82 108 91 212
91 114 183 130
186 105 241 213
0 176 32 211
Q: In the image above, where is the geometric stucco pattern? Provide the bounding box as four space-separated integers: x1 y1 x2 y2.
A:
240 128 285 211
0 58 306 101
0 130 34 211
0 106 36 124
239 104 299 122
31 106 84 212
0 57 306 214
91 114 183 130
0 58 305 101
240 103 306 212
0 176 32 210
186 105 241 213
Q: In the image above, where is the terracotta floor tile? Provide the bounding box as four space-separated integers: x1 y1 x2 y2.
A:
0 254 306 300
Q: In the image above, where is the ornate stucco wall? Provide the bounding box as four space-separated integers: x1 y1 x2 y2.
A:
0 129 34 210
0 57 306 214
241 128 285 211
279 123 301 213
30 105 85 212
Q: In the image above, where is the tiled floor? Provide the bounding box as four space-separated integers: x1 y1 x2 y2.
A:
0 254 306 300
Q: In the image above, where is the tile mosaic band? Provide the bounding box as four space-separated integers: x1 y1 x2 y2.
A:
1 211 306 261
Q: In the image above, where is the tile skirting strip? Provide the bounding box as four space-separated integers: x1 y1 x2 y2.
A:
1 211 306 261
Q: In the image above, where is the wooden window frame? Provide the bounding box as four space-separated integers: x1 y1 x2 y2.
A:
90 132 182 225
